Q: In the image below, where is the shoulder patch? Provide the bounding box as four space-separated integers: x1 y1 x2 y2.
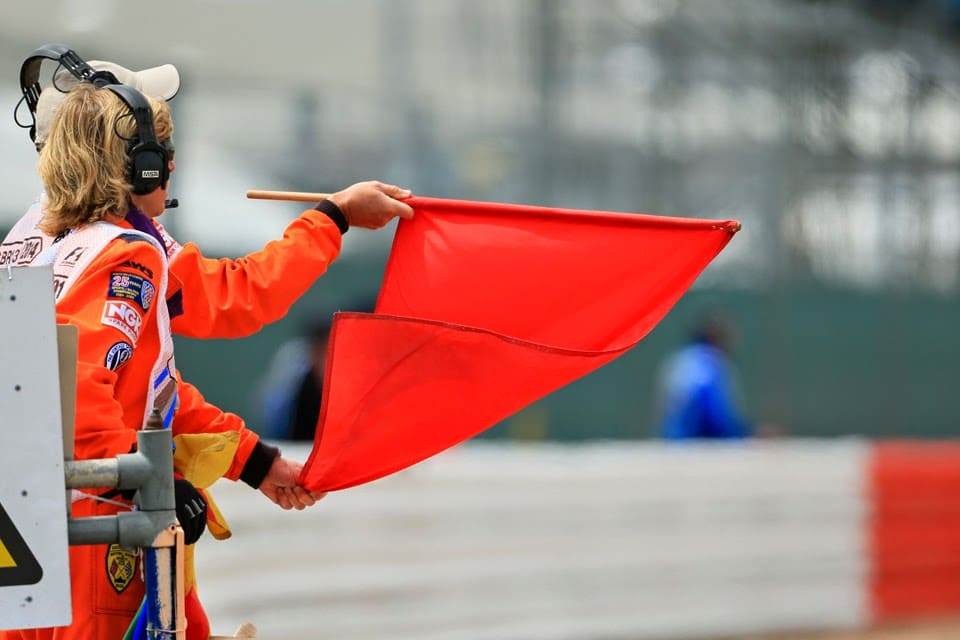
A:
101 300 143 344
105 342 134 371
107 272 155 311
118 260 154 279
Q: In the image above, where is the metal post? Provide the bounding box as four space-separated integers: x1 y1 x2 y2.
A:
63 409 184 639
64 420 177 548
143 528 185 640
140 410 183 640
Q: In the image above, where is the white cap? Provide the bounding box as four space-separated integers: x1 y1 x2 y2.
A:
34 60 180 145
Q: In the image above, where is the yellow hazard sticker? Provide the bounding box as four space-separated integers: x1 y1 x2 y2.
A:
0 540 15 568
0 502 43 586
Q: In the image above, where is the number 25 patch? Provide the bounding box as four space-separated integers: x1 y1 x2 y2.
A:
107 272 155 311
101 300 143 344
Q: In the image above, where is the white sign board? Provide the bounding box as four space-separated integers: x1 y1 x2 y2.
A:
0 266 71 629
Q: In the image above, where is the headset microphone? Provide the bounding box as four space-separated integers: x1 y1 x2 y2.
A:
164 198 179 209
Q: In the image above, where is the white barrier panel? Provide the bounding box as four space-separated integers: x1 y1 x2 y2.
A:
196 439 868 640
0 266 71 629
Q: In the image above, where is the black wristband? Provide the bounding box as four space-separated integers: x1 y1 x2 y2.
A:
316 199 349 235
240 441 282 489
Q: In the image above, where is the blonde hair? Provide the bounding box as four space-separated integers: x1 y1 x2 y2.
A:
38 83 173 236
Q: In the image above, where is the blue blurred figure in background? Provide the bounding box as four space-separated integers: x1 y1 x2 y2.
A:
257 319 331 442
655 314 755 440
256 298 374 441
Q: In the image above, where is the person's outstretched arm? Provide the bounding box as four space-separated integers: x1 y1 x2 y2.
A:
168 181 412 339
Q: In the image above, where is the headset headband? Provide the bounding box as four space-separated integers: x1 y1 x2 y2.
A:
17 43 119 141
103 84 158 148
16 45 168 194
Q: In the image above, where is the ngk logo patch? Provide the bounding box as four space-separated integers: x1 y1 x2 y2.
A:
101 300 143 344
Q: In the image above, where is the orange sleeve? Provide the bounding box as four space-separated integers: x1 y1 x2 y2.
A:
168 208 343 339
172 375 263 482
70 364 128 461
58 236 167 462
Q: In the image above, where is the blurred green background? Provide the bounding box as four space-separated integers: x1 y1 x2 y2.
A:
172 274 960 440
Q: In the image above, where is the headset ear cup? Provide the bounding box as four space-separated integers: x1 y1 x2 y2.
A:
128 140 167 195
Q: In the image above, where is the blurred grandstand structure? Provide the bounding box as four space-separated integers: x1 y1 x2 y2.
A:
0 0 958 438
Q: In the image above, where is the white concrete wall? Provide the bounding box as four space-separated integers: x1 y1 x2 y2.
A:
195 439 869 640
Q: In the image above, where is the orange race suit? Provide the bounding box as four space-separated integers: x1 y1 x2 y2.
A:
0 196 348 338
0 200 347 640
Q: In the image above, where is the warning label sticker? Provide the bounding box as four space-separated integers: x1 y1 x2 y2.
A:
0 502 42 587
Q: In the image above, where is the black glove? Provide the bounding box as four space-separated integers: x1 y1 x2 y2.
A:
174 478 208 545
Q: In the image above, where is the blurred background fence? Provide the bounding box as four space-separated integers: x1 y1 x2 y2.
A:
194 438 960 639
1 0 959 439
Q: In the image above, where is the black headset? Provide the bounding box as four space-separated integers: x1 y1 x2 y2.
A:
17 44 169 195
17 43 120 142
101 84 170 195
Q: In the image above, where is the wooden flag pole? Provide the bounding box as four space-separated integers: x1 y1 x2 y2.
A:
246 190 332 203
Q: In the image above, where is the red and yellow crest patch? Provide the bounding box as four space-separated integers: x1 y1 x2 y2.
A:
105 544 137 593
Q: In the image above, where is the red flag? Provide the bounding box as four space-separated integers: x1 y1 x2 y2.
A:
301 197 739 491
